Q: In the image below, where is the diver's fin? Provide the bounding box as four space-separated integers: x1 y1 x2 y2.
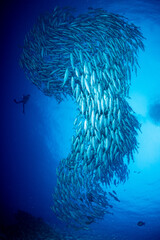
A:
23 103 25 114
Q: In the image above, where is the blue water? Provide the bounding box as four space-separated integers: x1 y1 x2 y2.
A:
1 0 160 239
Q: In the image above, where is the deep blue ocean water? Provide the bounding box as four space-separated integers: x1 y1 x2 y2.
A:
1 0 160 239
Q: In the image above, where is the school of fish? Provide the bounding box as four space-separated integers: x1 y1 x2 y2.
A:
20 7 145 230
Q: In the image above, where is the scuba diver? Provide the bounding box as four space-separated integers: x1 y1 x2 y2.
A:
14 94 30 114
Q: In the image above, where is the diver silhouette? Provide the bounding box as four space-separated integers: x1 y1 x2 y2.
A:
14 94 30 114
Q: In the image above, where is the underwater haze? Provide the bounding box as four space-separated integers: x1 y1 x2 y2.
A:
1 0 160 239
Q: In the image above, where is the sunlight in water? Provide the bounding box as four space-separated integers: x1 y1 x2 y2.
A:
137 121 160 167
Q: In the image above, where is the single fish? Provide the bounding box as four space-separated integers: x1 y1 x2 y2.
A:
137 221 145 227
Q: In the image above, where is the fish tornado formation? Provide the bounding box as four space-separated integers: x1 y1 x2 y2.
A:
20 7 145 229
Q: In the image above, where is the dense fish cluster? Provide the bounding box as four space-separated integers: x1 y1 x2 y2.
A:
20 7 144 229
